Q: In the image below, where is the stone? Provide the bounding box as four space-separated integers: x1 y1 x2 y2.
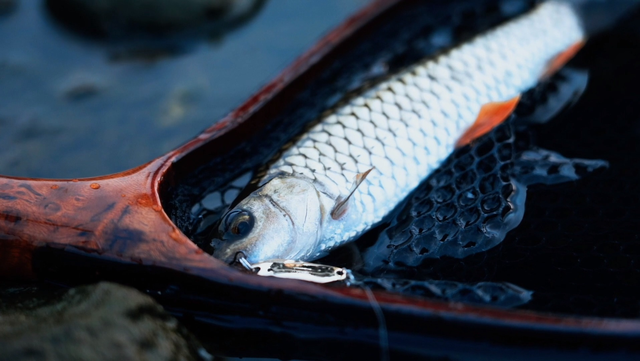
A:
45 0 265 37
0 0 16 16
0 282 204 361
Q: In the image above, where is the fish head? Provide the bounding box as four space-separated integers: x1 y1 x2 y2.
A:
212 176 324 265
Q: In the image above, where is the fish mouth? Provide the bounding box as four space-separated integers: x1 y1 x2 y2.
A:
215 248 249 267
229 251 253 270
235 253 257 272
211 235 246 265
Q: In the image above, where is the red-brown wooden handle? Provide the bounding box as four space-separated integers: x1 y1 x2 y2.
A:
0 158 216 279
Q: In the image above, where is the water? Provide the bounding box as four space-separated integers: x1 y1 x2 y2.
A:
0 0 370 178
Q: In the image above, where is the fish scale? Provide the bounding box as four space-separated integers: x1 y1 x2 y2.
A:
259 1 583 256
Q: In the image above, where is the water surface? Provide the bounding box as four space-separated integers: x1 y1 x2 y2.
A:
0 0 370 178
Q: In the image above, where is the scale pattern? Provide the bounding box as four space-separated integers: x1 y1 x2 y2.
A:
263 1 584 249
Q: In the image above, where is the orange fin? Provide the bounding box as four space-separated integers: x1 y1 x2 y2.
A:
456 95 520 148
542 40 585 79
331 167 374 220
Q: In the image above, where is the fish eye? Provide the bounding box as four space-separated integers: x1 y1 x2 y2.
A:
220 209 254 240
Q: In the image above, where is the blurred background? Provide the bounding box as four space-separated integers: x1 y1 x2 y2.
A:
0 0 370 178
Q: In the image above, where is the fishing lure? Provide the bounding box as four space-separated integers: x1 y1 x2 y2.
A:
213 1 586 265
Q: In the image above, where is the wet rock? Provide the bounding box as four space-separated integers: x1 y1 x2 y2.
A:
60 72 106 100
0 282 203 361
45 0 266 37
0 0 16 16
159 85 205 127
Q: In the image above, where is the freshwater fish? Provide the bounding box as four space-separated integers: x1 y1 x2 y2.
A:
213 1 586 265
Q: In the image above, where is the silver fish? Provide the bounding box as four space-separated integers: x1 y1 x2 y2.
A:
213 1 585 265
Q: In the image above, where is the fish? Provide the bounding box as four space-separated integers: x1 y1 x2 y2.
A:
212 1 586 265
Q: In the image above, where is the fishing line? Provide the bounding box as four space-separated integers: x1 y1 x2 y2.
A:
363 285 389 361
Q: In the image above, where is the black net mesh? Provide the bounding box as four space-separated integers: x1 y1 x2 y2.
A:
354 277 533 308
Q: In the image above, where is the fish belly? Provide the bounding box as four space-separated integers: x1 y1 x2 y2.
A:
263 1 584 251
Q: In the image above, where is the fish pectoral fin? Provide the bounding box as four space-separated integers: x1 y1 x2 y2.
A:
456 95 521 148
331 167 374 220
542 40 585 79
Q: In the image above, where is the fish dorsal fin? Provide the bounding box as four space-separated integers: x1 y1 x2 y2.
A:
456 95 521 148
542 40 585 79
331 167 374 220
